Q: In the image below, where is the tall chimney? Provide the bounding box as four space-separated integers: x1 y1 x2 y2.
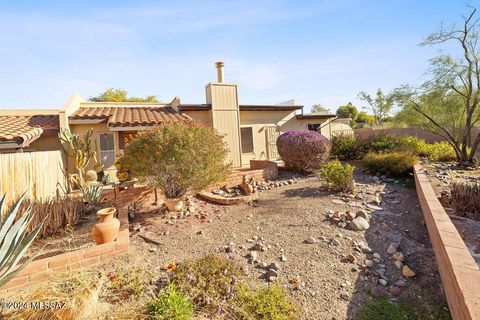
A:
215 61 224 83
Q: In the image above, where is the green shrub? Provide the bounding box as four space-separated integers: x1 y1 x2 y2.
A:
172 254 243 310
319 160 355 192
395 136 428 155
236 283 297 320
362 152 418 177
366 134 397 153
146 283 193 320
423 142 457 162
119 122 231 198
330 134 368 160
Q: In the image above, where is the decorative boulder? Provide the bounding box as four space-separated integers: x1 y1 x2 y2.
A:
350 217 370 231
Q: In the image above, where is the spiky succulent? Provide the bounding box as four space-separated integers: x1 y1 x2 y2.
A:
0 193 42 287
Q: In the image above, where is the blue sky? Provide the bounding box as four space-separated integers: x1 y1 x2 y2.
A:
0 0 474 112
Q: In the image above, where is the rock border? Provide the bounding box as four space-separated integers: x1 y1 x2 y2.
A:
414 164 480 320
197 191 258 205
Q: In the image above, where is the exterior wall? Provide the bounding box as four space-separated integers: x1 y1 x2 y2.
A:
69 123 119 176
183 110 211 125
239 110 332 165
211 160 279 189
27 135 62 152
206 83 242 167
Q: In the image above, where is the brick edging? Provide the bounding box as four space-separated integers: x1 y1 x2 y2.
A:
0 189 136 295
414 165 480 320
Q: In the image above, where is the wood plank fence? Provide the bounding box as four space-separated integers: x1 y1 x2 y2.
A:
0 151 66 209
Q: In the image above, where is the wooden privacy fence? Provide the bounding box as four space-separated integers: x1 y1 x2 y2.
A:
0 150 66 208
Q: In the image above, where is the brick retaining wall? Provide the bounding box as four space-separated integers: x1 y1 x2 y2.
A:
0 188 138 295
213 160 279 189
414 165 480 319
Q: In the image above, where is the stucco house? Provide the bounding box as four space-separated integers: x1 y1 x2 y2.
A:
0 62 338 176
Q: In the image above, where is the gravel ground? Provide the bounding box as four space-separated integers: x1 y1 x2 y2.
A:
99 168 449 319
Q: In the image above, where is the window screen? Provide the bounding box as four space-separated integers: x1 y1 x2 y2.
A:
241 127 254 153
99 133 115 168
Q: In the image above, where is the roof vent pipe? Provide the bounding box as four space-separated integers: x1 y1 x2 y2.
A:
215 61 224 83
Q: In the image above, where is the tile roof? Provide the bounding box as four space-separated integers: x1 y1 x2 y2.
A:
69 106 192 127
0 115 60 145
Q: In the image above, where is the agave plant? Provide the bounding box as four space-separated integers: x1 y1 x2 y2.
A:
0 193 42 288
82 183 103 205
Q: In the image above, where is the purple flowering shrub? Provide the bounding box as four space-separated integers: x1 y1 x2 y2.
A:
276 130 330 172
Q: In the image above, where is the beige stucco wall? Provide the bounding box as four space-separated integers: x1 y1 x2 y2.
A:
238 110 333 165
183 110 211 125
28 135 62 152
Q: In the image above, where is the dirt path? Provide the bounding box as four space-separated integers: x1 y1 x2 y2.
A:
101 169 449 319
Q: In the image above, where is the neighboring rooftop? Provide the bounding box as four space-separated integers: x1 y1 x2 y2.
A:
295 113 337 119
178 104 304 111
0 114 60 148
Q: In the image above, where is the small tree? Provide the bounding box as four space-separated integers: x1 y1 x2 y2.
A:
394 7 480 167
89 88 158 102
356 111 375 126
336 102 359 126
119 122 231 199
310 104 330 114
358 89 395 126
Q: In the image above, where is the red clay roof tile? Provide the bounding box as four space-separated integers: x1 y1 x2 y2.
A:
0 115 59 145
69 106 192 127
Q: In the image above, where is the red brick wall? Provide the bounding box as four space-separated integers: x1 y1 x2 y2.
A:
414 165 480 320
212 160 279 189
249 160 278 180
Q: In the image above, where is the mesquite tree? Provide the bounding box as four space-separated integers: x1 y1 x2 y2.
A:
396 7 480 167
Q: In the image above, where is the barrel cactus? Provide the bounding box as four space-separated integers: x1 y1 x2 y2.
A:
0 193 42 288
85 170 98 183
276 130 330 172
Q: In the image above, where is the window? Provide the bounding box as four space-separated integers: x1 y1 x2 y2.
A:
241 127 254 153
307 123 321 133
99 133 115 168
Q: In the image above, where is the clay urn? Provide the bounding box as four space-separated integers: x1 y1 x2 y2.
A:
165 197 184 212
92 207 120 244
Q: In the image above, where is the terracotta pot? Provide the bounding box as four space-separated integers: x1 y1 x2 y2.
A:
165 197 184 212
92 207 120 244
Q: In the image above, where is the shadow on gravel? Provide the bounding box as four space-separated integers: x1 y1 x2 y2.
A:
344 179 451 319
281 186 330 198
